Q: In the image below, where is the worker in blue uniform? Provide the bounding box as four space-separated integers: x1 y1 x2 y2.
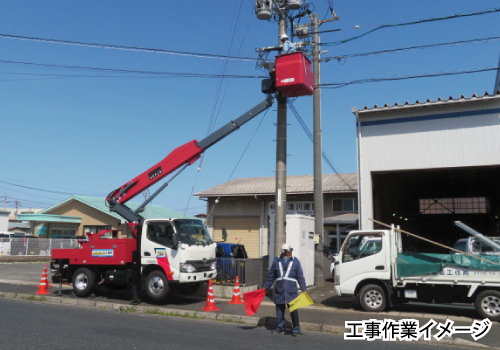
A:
264 243 307 337
280 33 297 54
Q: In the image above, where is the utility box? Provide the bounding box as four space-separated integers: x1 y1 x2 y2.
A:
275 52 314 98
269 214 315 287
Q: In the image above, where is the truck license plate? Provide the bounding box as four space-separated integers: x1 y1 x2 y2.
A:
404 290 417 299
195 273 205 280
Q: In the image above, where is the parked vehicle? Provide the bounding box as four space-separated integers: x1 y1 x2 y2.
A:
453 237 500 255
0 232 13 256
216 241 248 283
334 222 500 321
51 95 273 303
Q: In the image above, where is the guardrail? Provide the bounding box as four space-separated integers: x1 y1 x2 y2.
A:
0 238 79 257
215 257 269 287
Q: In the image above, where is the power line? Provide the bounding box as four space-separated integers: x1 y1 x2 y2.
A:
320 66 500 89
321 8 500 46
0 59 263 76
0 179 104 196
0 33 257 62
323 36 500 62
287 101 355 191
0 70 265 81
0 60 266 80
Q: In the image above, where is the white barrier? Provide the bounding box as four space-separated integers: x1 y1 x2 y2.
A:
7 238 80 256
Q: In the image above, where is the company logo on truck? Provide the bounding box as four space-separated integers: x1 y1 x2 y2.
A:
155 248 167 258
92 249 114 257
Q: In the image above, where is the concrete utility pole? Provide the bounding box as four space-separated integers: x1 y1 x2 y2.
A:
312 13 325 287
274 11 288 258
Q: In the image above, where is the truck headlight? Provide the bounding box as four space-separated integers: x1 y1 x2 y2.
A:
210 261 217 270
180 263 196 273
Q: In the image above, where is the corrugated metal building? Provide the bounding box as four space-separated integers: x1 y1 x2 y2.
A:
195 173 358 258
353 92 500 250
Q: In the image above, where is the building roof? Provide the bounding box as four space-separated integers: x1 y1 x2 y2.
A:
352 91 500 114
195 173 358 198
36 195 197 223
324 213 358 225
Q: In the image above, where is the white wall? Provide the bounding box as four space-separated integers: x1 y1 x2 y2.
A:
356 96 500 229
0 211 9 232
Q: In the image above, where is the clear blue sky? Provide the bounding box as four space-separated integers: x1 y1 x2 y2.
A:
1 0 499 216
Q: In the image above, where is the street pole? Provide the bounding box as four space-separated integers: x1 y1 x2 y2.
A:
312 13 325 287
274 13 288 258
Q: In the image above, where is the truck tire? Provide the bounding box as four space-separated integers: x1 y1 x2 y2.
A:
359 284 387 312
145 270 170 301
72 268 95 297
475 290 500 321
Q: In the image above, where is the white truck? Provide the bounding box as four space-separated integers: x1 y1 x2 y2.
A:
333 222 500 321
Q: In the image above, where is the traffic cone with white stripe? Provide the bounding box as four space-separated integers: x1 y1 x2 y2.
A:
228 276 243 304
36 266 50 295
44 265 53 288
201 280 220 312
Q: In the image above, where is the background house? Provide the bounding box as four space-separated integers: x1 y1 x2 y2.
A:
18 195 197 238
195 173 358 258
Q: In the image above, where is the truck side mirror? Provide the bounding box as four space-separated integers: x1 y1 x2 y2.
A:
222 227 228 242
172 233 180 248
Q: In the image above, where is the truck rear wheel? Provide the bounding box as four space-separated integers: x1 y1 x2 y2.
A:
72 268 95 297
145 270 170 301
359 284 387 312
475 290 500 321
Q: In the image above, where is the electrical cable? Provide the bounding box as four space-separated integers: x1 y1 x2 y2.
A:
287 101 355 191
320 8 500 46
184 0 248 216
0 179 105 196
205 107 270 221
320 66 500 89
323 36 500 62
0 33 258 62
0 65 266 80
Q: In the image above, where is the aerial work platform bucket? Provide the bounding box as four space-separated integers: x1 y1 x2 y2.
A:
275 51 314 98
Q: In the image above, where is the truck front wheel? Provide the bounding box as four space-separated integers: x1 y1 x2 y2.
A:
359 284 387 312
72 268 95 297
475 290 500 321
145 270 170 301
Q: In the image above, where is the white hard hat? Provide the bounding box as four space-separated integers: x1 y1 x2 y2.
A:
280 33 288 41
281 243 293 252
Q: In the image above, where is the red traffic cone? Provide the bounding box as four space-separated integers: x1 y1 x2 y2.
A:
44 265 53 288
228 276 243 304
201 280 220 312
36 266 50 295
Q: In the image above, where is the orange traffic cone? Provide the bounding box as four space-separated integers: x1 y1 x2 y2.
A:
44 265 53 288
228 276 243 304
36 266 50 295
201 280 220 312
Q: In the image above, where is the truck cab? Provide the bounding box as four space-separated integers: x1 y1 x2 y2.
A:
334 231 389 298
142 218 216 284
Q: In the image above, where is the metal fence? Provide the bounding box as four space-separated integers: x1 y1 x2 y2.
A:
215 257 269 287
3 238 80 256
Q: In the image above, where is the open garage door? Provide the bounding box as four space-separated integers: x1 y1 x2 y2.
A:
372 165 500 252
213 217 260 258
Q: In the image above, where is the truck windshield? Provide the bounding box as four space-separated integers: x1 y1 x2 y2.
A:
342 234 382 262
174 219 213 246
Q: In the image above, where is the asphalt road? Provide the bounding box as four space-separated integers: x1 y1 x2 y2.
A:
0 298 459 350
1 262 499 349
